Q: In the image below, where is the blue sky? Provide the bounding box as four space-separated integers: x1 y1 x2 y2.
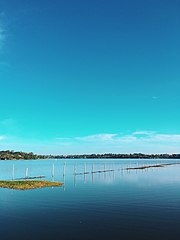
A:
0 0 180 154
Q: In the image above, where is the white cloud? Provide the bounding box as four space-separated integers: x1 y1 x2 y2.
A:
56 132 180 145
55 131 180 154
5 131 180 155
0 135 6 141
75 134 118 142
117 135 137 142
132 131 155 136
147 134 180 143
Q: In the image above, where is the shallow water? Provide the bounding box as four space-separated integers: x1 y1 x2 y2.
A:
0 159 180 240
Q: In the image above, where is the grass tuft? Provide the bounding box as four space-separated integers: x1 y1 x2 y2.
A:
0 180 63 190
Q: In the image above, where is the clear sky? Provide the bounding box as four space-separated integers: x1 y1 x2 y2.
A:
0 0 180 154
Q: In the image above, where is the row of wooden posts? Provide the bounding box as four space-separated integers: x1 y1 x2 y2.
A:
73 161 160 176
11 162 67 180
11 161 163 180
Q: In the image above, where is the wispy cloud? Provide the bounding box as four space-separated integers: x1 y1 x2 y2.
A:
56 132 180 144
146 134 180 143
75 134 118 142
1 131 180 155
132 131 155 136
55 131 180 154
0 135 6 141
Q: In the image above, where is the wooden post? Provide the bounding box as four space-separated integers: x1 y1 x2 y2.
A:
63 161 66 177
91 162 94 184
26 167 28 179
84 162 86 184
113 162 115 179
63 162 66 191
104 161 106 179
52 163 54 178
118 162 120 171
84 162 86 174
74 161 76 175
74 162 76 188
98 163 100 176
92 162 94 173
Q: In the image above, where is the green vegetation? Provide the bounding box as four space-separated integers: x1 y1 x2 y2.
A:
1 150 180 160
0 180 63 190
0 150 48 160
58 153 180 159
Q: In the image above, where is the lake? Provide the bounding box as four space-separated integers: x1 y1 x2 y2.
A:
0 159 180 240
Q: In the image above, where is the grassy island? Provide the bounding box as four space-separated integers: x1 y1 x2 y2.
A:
0 180 63 190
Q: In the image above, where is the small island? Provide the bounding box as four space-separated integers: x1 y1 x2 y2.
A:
0 180 63 190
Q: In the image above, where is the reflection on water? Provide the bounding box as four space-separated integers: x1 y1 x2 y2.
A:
0 159 180 240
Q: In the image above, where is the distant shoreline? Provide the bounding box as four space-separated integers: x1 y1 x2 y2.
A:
0 151 180 160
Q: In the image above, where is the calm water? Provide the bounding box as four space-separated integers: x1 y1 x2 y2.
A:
0 159 180 240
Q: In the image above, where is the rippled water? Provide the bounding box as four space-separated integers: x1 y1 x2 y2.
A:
0 159 180 240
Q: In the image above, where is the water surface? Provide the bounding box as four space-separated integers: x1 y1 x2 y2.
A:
0 159 180 240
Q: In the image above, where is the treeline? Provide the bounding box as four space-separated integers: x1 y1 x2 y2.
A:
0 150 48 160
55 153 180 159
1 151 180 160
